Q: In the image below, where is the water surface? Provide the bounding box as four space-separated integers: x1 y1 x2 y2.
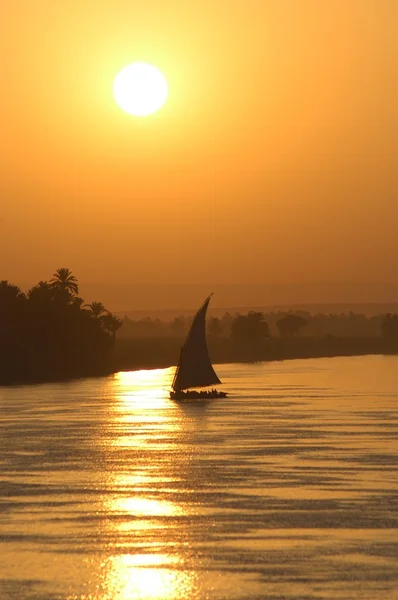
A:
1 355 397 599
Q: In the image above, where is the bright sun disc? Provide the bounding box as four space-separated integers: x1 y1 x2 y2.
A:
113 63 168 117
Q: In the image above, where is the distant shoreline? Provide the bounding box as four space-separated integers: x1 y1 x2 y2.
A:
1 337 396 387
112 335 395 375
114 351 390 376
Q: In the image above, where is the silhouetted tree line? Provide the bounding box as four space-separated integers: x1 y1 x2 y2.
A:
113 308 398 370
0 269 122 384
3 275 398 383
119 309 393 340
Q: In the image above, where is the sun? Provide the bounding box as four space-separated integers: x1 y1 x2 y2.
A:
113 62 168 117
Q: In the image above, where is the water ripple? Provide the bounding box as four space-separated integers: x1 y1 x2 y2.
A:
0 356 397 599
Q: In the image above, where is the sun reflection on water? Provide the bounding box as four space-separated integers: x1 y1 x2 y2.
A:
112 496 183 517
110 368 177 443
96 368 195 599
101 554 195 600
114 368 175 400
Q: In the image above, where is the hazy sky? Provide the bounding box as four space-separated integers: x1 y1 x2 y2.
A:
1 1 397 295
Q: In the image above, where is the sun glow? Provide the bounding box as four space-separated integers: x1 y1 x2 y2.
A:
113 63 168 117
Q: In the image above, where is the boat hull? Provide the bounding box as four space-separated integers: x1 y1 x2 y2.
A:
170 390 227 400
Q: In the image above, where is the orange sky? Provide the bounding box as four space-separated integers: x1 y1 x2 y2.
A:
1 1 397 300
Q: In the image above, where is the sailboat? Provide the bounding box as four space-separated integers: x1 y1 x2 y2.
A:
170 294 227 400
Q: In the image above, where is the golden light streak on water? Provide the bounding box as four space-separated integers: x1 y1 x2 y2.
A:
100 554 194 600
114 367 175 398
90 367 193 598
110 496 183 517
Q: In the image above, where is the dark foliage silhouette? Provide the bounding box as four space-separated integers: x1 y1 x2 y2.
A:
50 268 79 296
85 301 107 318
0 270 121 384
207 316 223 338
101 312 123 345
171 316 186 336
0 280 26 307
27 280 53 303
231 311 270 342
276 313 308 337
380 313 398 350
2 277 397 383
229 311 270 361
114 308 394 370
118 309 383 340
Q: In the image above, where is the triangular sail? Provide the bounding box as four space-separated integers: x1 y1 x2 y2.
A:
172 295 221 391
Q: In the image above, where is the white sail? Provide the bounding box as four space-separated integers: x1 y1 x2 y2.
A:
172 295 221 392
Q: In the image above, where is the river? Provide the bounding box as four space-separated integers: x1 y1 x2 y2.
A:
1 355 397 599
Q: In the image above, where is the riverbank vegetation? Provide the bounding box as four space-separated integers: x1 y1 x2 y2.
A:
0 269 122 384
1 271 398 384
114 308 398 371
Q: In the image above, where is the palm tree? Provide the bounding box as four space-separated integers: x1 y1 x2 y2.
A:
84 301 107 318
101 313 123 345
71 296 85 310
0 281 26 320
49 268 79 296
27 281 53 303
0 280 25 303
0 281 26 330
